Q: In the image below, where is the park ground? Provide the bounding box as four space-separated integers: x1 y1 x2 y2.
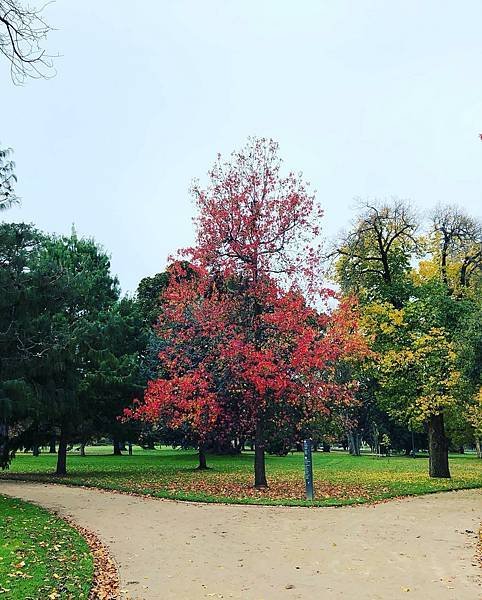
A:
0 481 480 600
0 446 481 506
1 448 481 599
0 495 92 599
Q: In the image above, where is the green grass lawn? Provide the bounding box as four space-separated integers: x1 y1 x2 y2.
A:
1 446 481 507
0 495 93 599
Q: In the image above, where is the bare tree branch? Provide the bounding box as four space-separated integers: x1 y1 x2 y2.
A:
431 204 482 288
0 0 56 84
332 198 419 289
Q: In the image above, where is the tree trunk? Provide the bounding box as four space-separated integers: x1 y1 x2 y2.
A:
113 437 123 456
460 260 468 288
32 444 40 456
441 241 448 287
80 442 86 457
0 421 8 466
56 431 68 476
322 442 331 452
428 414 450 478
347 431 361 456
197 445 208 470
234 438 245 453
475 438 481 459
49 436 56 453
128 441 133 456
254 418 268 488
347 432 354 454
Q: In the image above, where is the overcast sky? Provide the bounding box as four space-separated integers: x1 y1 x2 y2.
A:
2 0 481 292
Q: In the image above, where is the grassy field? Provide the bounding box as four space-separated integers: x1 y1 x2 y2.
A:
1 446 481 507
0 495 93 599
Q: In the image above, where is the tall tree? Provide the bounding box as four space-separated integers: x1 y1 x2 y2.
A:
0 224 149 472
333 200 479 478
127 138 367 488
33 231 120 475
188 138 324 487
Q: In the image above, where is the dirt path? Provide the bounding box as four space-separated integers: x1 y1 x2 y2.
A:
1 482 480 600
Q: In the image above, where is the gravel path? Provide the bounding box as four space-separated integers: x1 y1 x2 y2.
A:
1 481 480 600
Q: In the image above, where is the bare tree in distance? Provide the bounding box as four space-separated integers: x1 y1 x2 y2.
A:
431 204 482 289
329 198 420 307
0 0 56 84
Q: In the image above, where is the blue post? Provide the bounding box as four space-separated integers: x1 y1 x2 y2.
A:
303 439 314 501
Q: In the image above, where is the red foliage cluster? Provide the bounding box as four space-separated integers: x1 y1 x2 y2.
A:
126 263 367 449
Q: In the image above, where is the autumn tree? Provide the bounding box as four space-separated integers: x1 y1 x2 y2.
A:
369 303 460 477
419 206 482 456
128 138 367 488
190 138 324 487
333 200 481 477
332 199 420 463
357 256 478 477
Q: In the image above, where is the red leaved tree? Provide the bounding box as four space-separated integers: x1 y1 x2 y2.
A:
128 138 367 487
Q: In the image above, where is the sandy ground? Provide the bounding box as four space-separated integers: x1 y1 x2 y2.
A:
1 482 480 600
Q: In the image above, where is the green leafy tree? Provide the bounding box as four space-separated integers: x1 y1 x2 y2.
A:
0 145 18 210
32 230 120 474
137 271 170 327
0 225 121 474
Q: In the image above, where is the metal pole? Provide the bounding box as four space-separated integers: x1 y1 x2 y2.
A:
303 439 314 501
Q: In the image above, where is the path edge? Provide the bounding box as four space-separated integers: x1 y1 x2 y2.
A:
62 515 120 600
